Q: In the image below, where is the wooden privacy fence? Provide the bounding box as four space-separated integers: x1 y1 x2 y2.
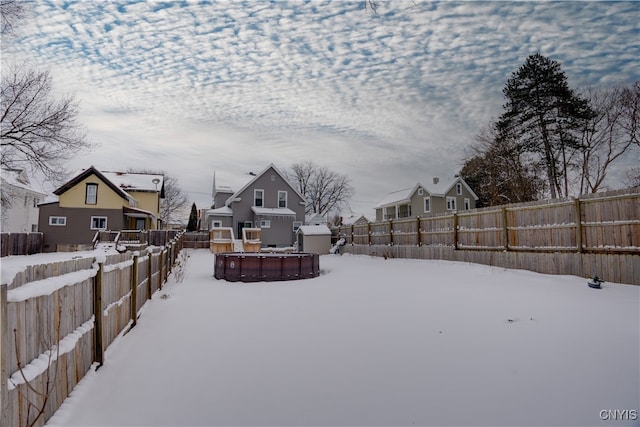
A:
0 233 185 427
336 188 640 285
1 233 43 257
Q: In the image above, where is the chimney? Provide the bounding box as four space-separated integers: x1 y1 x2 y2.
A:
433 177 439 185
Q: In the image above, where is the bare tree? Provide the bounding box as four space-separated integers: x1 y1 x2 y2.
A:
578 83 639 193
461 123 543 207
286 161 354 217
1 66 91 181
0 0 24 36
127 169 189 227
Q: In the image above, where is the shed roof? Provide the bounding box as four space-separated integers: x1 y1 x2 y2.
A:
297 225 331 235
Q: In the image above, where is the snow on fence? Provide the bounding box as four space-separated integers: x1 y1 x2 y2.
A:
0 234 184 427
336 187 640 285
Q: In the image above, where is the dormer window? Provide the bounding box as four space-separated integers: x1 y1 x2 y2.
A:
456 183 462 195
254 189 264 207
86 183 98 204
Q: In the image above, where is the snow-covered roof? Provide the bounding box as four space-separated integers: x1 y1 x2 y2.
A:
1 168 47 195
102 171 164 193
297 225 331 235
251 207 296 216
225 164 305 206
205 206 234 216
340 213 369 225
375 185 418 208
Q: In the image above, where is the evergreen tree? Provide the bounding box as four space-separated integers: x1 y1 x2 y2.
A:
496 53 594 198
186 202 198 231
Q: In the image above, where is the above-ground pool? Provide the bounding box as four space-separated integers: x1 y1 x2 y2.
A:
214 252 320 282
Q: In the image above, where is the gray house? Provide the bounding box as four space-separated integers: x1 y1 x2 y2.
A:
375 176 478 221
203 164 306 248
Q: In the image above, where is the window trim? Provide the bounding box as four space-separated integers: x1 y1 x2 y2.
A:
86 183 98 205
260 219 271 228
49 216 66 226
464 198 470 210
254 189 264 207
90 216 108 230
278 190 288 208
446 196 457 211
424 196 431 213
292 221 302 232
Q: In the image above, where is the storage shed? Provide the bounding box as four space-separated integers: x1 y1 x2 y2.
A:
297 225 331 254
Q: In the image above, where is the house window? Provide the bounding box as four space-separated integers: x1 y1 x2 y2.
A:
418 188 423 195
90 216 107 230
49 216 66 226
456 183 462 195
212 221 222 228
254 189 264 207
424 197 431 213
278 191 287 208
447 196 457 211
464 198 470 210
260 219 271 228
31 224 38 232
292 221 302 232
244 221 253 228
86 183 98 205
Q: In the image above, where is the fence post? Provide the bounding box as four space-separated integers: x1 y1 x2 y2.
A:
0 284 8 427
147 249 153 299
502 207 509 251
93 262 104 367
130 255 138 327
158 250 164 290
575 198 583 253
367 222 371 246
416 217 421 247
389 220 394 246
453 213 459 250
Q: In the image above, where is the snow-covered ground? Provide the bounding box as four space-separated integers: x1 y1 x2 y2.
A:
6 249 636 426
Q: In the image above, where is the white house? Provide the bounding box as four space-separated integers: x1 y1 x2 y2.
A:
1 168 47 233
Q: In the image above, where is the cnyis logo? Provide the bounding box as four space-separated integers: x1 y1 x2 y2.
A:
599 409 638 421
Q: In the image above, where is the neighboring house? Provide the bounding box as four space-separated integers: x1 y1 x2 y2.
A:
203 164 306 248
306 213 327 226
0 168 47 232
375 176 478 221
338 213 370 227
38 166 165 252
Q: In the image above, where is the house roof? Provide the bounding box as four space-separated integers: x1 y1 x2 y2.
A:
251 207 297 217
375 184 421 208
205 206 234 217
375 176 479 209
53 166 132 200
1 168 46 196
297 225 331 235
424 176 479 200
225 164 305 206
340 213 369 225
53 167 165 201
102 171 165 196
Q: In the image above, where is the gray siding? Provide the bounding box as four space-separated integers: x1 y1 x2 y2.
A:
38 203 124 252
231 166 305 247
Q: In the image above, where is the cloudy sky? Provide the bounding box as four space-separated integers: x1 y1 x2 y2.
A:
5 0 639 217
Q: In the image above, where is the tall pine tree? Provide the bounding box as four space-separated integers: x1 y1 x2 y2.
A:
496 53 594 198
186 202 198 231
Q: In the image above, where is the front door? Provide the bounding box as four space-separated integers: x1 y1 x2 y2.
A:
237 221 252 239
136 219 146 230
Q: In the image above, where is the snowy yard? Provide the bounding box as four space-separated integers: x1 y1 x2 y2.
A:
35 249 640 426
